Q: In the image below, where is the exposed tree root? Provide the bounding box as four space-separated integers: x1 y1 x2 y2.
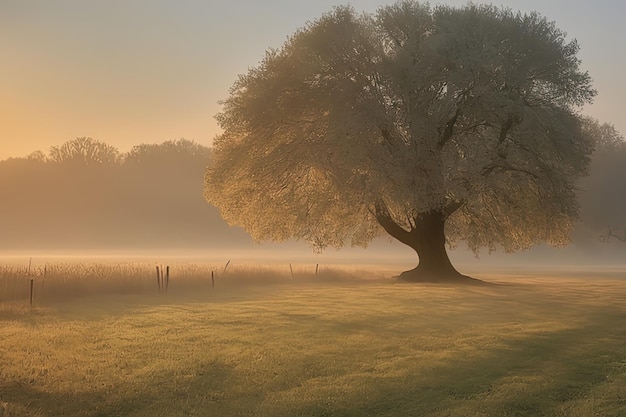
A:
395 268 486 285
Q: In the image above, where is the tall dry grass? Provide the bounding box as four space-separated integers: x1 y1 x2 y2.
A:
0 260 376 308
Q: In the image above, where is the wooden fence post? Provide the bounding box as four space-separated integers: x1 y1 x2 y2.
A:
156 266 161 293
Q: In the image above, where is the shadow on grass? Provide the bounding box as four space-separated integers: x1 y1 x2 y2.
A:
20 315 623 416
312 318 626 417
3 282 626 416
252 303 626 416
1 360 238 417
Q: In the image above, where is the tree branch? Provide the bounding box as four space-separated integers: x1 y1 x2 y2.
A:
480 117 530 178
600 227 626 243
437 107 461 149
444 200 466 219
371 202 415 247
378 128 394 155
481 162 540 180
498 117 514 146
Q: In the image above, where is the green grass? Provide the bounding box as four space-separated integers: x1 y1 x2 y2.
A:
1 264 626 416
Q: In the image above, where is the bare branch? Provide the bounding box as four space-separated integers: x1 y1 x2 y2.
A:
371 202 415 247
601 227 626 243
444 200 466 219
437 107 461 149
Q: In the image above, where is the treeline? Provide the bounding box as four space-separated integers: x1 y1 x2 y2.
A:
1 130 625 252
0 137 250 250
576 121 626 246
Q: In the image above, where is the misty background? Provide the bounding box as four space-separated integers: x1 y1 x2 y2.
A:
2 1 625 270
0 138 246 252
1 136 625 266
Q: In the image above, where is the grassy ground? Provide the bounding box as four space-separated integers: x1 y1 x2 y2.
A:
1 264 626 416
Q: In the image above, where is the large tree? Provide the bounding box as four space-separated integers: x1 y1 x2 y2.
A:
204 2 596 282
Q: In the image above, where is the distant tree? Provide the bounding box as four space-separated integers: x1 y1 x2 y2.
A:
0 138 230 250
578 118 626 244
119 139 217 243
26 150 48 162
582 119 625 151
123 139 212 200
124 139 211 167
205 1 596 282
49 137 120 165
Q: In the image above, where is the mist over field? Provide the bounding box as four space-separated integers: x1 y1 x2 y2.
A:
1 136 625 271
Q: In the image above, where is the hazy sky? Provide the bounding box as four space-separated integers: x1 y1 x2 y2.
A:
1 0 624 160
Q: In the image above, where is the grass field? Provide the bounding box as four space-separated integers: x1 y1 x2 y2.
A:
1 262 626 416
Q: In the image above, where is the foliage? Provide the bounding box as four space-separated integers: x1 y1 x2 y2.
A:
205 1 596 256
582 118 626 151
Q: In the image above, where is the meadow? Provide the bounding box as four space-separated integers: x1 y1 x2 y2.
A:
1 260 626 416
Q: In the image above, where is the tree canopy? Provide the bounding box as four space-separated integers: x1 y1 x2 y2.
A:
204 1 596 281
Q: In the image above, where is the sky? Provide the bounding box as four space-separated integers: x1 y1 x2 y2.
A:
1 0 624 161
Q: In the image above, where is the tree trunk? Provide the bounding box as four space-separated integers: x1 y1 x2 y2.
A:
376 209 479 284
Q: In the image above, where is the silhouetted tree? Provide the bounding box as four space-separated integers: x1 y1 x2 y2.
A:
582 118 626 151
205 2 596 282
0 138 238 250
49 137 121 165
124 139 212 167
26 150 48 162
578 118 626 244
119 139 216 243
